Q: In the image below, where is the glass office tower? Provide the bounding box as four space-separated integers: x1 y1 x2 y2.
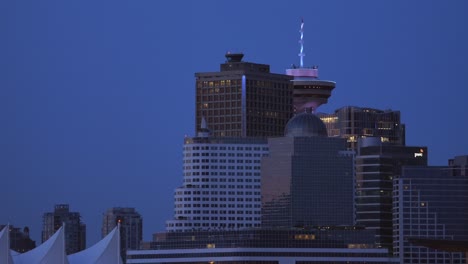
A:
262 112 355 228
355 137 428 251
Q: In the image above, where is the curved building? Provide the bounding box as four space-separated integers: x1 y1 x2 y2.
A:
166 122 268 232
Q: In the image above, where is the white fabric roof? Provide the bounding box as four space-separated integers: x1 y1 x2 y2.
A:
68 225 122 264
0 226 14 264
12 226 69 264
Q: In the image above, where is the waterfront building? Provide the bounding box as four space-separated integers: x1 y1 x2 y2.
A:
127 228 398 264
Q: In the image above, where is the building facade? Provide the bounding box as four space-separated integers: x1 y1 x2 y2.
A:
42 204 86 254
355 138 428 251
128 229 398 264
317 106 405 150
393 160 468 263
102 207 143 262
166 124 268 232
195 53 293 138
261 112 355 228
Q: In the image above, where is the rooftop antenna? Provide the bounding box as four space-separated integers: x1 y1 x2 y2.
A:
299 18 305 68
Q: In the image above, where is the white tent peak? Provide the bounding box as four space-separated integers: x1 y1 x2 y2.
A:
68 225 122 264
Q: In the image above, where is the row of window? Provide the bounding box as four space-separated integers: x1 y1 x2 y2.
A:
185 153 267 157
168 222 261 228
184 178 260 183
176 197 261 202
184 159 262 165
176 203 262 209
184 146 267 151
176 191 260 195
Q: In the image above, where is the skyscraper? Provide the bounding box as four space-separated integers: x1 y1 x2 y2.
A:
261 112 355 228
393 158 468 263
102 207 143 261
317 106 405 150
355 137 428 251
166 122 268 232
195 53 293 138
42 204 86 254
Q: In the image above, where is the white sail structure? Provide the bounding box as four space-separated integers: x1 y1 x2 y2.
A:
0 225 14 264
68 225 122 264
12 226 68 264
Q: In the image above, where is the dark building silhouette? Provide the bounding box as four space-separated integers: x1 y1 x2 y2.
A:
261 112 355 228
195 53 293 138
355 137 428 251
0 225 36 253
393 158 468 263
42 204 86 254
317 106 405 150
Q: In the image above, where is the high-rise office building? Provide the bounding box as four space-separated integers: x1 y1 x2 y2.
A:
393 158 468 264
317 106 405 150
262 112 355 228
195 53 293 138
166 122 268 232
355 137 428 251
42 204 86 254
0 225 36 253
102 207 143 261
286 20 335 113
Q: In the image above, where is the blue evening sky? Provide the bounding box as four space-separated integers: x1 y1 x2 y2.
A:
1 1 467 245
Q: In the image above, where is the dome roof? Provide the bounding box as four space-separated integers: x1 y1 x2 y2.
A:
285 112 328 137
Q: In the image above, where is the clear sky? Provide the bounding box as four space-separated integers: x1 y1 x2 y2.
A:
1 0 467 246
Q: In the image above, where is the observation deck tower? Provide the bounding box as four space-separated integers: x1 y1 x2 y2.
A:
286 19 336 113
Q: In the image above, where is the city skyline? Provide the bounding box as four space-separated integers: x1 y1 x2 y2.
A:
1 1 468 246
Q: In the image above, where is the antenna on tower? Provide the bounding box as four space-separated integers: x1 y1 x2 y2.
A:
298 18 305 68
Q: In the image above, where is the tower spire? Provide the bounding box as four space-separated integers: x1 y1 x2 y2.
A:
299 18 305 68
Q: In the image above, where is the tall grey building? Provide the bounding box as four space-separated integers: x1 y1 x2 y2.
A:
195 53 293 138
261 112 355 228
393 157 468 263
42 204 85 254
355 137 428 251
317 106 405 150
102 207 143 254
